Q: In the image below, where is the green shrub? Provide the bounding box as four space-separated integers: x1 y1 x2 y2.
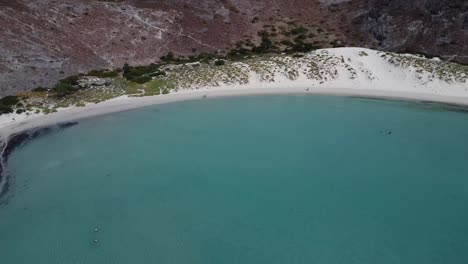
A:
160 52 175 62
0 95 19 114
290 26 308 35
286 42 318 53
122 63 164 84
293 34 307 43
87 69 119 78
129 75 152 84
228 47 250 57
359 51 369 57
214 60 225 66
49 75 85 97
52 82 74 96
32 87 48 92
280 40 293 46
60 75 80 86
148 70 166 77
252 35 275 54
123 63 130 74
197 53 218 63
0 105 13 114
0 95 19 106
257 30 270 38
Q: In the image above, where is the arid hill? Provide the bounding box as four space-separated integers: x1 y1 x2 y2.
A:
0 0 466 96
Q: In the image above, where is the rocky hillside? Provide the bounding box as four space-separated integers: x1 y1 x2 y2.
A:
354 0 467 60
0 0 466 96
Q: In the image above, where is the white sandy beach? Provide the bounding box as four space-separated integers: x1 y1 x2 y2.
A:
1 48 467 140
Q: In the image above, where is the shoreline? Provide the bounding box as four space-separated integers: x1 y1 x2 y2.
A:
2 85 468 198
3 86 468 140
0 122 79 199
2 47 468 140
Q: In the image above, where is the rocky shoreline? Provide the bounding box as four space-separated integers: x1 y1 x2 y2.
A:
0 121 78 200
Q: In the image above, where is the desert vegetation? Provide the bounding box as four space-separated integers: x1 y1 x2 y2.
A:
0 25 466 117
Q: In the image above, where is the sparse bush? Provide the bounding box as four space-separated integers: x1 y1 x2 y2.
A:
0 96 20 106
52 82 74 96
215 60 225 66
87 69 119 78
149 70 166 77
286 42 318 53
280 40 293 46
290 26 308 35
359 51 369 57
160 52 175 62
293 34 307 43
330 39 345 48
129 76 152 84
32 87 48 92
196 53 218 63
123 63 130 74
122 63 164 84
49 74 84 96
227 45 251 60
252 35 275 53
60 75 80 86
49 75 82 97
0 105 12 114
0 95 20 114
257 30 270 38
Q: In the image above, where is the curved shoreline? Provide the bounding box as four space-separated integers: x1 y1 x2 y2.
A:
3 86 468 140
2 47 468 140
2 86 468 198
0 122 79 200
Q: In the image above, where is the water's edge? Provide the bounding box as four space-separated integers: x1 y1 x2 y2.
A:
2 94 468 200
349 96 468 114
0 122 78 201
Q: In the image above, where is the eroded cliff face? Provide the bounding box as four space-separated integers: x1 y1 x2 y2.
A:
0 0 466 96
355 0 467 60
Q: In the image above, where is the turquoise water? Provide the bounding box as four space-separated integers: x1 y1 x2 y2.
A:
1 95 468 263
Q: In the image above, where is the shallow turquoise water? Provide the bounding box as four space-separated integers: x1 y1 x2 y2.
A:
1 95 468 263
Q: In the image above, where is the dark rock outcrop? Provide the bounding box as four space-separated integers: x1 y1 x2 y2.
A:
355 0 467 61
0 121 79 199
